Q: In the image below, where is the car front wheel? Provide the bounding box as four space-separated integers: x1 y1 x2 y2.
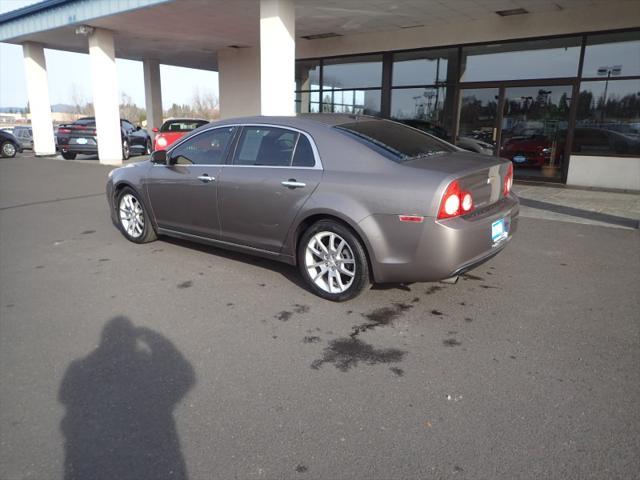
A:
116 187 157 243
1 141 17 158
298 220 370 301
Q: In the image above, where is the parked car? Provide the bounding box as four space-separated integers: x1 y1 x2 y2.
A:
500 127 640 166
500 134 557 167
57 117 152 160
0 129 22 158
12 125 33 150
572 127 640 155
153 118 208 150
107 115 518 301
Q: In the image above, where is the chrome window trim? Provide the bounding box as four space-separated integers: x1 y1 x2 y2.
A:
159 123 323 170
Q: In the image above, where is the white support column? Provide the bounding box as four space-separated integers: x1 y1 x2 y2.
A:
22 42 56 156
143 59 162 137
218 47 261 119
260 0 295 116
88 28 122 165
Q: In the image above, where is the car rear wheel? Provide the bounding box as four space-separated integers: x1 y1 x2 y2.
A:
116 187 157 243
1 141 17 158
61 152 76 160
298 220 370 301
122 140 131 160
145 138 152 155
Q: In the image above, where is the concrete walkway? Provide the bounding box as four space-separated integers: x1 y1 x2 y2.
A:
514 183 640 230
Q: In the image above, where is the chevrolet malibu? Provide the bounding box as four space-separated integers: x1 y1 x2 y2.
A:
106 114 518 301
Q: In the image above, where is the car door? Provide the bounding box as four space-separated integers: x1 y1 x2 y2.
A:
218 125 322 253
144 126 237 238
121 120 140 152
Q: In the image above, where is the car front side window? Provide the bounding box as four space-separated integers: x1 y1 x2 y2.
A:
170 127 235 165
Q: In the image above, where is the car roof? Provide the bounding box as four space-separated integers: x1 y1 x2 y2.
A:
206 113 384 132
163 118 208 122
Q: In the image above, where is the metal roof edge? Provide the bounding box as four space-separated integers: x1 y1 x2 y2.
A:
0 0 73 25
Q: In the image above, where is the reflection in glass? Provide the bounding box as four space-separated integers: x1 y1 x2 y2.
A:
458 88 499 154
295 91 320 113
582 31 640 78
500 85 573 180
392 49 458 86
461 37 581 82
391 87 451 139
323 55 383 89
574 79 640 155
322 89 381 116
295 60 320 91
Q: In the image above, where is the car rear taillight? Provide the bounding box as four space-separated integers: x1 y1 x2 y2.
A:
503 163 513 197
58 128 71 134
156 135 168 148
437 180 474 220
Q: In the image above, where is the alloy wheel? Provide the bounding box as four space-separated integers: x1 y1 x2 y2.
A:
2 142 16 157
305 231 356 294
119 193 144 238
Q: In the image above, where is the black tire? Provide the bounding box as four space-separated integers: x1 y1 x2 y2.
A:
115 187 157 244
122 139 131 160
297 219 370 302
145 138 152 155
1 141 17 158
61 151 76 160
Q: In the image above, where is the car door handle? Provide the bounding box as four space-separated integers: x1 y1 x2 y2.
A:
281 180 306 189
197 174 215 183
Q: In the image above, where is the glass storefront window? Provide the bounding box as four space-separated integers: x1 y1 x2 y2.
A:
461 37 581 81
295 60 320 91
322 55 383 89
295 91 320 113
392 49 458 86
582 31 640 78
500 85 573 180
321 89 381 116
574 79 640 155
390 87 452 140
458 88 499 154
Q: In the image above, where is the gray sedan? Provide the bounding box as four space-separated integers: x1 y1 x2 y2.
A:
106 114 518 301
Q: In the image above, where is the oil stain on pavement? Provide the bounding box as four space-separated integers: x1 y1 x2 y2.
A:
310 302 412 372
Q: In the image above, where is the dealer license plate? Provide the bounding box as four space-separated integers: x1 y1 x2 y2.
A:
492 218 508 244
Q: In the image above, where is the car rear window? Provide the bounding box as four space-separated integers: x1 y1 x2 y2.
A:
73 118 96 127
161 120 208 132
335 120 455 162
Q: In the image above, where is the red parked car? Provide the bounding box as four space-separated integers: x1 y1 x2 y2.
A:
153 118 209 150
500 134 560 167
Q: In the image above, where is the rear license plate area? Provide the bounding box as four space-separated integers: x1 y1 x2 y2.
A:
492 217 509 244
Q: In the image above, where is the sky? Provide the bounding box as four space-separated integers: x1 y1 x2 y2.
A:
0 0 219 110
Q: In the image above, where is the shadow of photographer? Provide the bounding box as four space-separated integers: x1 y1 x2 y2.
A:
59 316 195 480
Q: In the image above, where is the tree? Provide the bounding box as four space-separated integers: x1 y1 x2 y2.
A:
119 92 146 125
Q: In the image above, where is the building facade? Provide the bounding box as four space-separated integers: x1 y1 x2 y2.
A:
295 30 640 189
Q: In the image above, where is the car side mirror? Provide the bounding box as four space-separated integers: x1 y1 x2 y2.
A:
136 125 141 131
152 127 159 133
151 149 167 165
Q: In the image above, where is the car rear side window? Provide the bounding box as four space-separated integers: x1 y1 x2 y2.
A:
335 120 455 162
170 127 235 165
234 127 298 167
292 134 316 167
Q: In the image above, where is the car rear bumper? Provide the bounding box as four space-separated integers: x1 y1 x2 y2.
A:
60 144 99 154
359 194 519 284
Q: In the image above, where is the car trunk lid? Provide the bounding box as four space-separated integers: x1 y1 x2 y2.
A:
404 151 509 209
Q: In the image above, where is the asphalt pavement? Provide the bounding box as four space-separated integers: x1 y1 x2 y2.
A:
1 153 639 480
